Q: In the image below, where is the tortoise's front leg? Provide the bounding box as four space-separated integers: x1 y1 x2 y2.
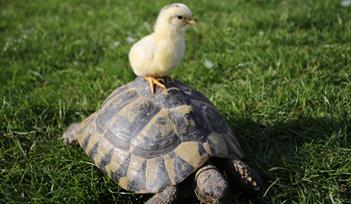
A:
219 159 263 196
146 186 178 204
194 164 229 204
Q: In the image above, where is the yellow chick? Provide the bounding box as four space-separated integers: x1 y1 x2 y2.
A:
128 3 195 93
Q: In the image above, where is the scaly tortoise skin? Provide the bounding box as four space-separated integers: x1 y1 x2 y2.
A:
63 77 262 201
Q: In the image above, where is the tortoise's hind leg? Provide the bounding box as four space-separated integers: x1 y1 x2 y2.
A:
194 164 229 204
62 123 81 145
146 186 178 204
219 159 263 197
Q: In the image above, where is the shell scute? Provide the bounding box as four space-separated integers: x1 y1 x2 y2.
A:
126 156 147 192
173 154 194 183
103 99 160 150
131 110 181 159
111 153 130 183
145 157 172 192
96 89 138 133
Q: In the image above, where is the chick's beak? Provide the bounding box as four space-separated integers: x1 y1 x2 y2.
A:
185 19 196 25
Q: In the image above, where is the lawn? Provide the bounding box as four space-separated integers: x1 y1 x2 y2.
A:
1 0 350 203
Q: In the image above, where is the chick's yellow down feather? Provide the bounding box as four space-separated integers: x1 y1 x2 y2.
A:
129 3 195 78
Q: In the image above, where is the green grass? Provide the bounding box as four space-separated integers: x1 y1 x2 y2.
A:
1 0 350 203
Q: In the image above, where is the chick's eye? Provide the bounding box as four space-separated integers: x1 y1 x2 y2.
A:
177 16 183 20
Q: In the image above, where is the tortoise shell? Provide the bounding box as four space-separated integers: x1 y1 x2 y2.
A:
74 77 242 193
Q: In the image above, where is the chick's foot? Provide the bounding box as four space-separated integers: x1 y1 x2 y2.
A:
144 76 166 94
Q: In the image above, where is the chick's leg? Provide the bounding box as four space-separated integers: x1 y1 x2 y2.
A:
144 76 166 94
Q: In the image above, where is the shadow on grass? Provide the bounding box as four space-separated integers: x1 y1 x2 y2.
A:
228 116 350 203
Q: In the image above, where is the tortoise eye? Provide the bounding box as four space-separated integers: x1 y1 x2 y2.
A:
177 16 183 20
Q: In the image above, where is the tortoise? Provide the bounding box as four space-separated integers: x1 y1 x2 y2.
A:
63 77 262 203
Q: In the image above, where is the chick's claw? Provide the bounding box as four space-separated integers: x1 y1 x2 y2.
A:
144 76 166 94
